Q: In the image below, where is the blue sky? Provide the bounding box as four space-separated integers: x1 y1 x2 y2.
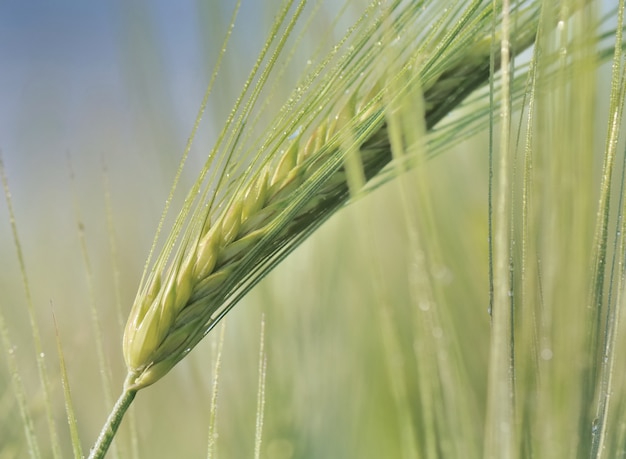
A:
0 1 268 252
0 0 269 185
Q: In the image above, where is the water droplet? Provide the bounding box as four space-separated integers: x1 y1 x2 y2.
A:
289 126 303 140
39 352 45 358
540 348 553 360
592 418 600 434
435 266 453 283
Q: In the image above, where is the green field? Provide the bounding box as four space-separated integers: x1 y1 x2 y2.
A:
1 1 626 458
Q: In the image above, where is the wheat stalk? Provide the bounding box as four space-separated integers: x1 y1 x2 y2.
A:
88 3 540 458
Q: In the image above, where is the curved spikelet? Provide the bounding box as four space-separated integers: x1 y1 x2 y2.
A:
122 4 540 390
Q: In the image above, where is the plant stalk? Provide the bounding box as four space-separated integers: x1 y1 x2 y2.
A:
88 375 137 459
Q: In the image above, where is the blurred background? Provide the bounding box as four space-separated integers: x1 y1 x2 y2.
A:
0 1 623 458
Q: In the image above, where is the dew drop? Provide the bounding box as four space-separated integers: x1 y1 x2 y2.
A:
540 348 553 361
592 418 600 434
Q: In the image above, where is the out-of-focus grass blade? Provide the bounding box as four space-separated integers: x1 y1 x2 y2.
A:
0 156 42 458
206 322 226 459
515 1 602 456
51 308 83 459
591 0 626 456
68 158 118 458
253 316 267 459
484 1 515 457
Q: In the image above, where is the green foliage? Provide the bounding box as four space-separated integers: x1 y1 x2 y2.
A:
0 0 625 458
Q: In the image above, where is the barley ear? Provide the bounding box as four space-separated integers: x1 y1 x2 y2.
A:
122 18 539 392
89 4 545 459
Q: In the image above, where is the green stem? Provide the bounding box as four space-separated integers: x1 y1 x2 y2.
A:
88 379 137 459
